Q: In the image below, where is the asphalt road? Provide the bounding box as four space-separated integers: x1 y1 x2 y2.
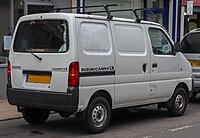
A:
1 97 200 138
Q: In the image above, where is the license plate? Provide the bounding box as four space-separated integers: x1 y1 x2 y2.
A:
26 75 51 84
189 60 200 67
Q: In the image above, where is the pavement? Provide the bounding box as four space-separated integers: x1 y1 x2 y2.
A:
0 99 22 121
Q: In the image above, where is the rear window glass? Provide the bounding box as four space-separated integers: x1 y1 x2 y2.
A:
181 33 200 53
13 20 69 53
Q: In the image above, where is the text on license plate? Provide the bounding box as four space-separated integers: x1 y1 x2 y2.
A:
26 75 51 84
189 60 200 67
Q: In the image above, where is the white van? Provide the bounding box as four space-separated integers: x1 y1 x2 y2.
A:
7 12 192 133
180 28 200 99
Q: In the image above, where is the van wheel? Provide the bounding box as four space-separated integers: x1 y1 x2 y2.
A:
167 87 187 117
22 108 50 124
59 112 72 118
84 97 111 134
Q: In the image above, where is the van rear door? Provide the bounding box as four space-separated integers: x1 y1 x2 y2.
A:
10 19 72 92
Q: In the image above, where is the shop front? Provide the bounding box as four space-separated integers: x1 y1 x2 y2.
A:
182 0 200 34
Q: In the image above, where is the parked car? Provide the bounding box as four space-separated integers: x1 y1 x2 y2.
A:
181 28 200 99
7 11 192 133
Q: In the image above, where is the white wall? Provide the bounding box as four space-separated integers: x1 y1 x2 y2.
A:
54 0 72 8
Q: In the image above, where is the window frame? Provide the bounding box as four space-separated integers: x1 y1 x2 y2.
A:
148 27 174 55
13 19 69 53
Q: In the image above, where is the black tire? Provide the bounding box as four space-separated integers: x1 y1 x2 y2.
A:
84 97 111 134
22 108 50 124
190 89 200 100
190 93 197 100
59 112 72 118
167 87 187 117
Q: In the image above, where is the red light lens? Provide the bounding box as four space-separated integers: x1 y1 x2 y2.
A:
68 62 79 87
8 60 11 77
7 60 11 83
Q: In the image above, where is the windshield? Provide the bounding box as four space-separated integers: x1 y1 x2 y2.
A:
181 32 200 53
13 20 68 53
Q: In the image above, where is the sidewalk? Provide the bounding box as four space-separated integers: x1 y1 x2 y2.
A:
0 99 22 121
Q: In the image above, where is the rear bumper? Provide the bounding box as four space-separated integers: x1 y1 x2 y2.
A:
7 87 79 113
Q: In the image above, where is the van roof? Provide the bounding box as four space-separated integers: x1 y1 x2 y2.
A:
19 12 162 27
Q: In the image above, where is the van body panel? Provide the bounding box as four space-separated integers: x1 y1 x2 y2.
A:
10 13 77 93
146 25 183 99
145 25 192 99
110 21 151 106
75 18 115 110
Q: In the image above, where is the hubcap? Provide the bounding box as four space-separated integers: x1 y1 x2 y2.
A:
92 104 107 128
175 94 184 111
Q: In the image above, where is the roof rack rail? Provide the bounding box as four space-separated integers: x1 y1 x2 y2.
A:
111 8 144 23
50 4 118 20
50 5 159 24
84 8 144 23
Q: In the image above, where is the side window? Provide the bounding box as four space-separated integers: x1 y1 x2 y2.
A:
114 24 145 54
79 22 111 53
149 28 173 55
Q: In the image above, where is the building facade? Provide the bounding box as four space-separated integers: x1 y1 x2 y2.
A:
0 0 183 56
181 0 200 37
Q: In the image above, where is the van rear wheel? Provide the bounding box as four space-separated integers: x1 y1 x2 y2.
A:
22 108 50 124
167 87 187 117
84 97 111 134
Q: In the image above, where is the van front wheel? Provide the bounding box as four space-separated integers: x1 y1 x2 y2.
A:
167 87 187 117
22 108 50 124
84 97 111 134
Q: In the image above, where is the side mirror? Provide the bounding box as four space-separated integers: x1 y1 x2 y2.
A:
174 42 181 53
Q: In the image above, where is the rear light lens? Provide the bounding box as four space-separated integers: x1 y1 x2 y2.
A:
68 62 79 87
7 60 11 83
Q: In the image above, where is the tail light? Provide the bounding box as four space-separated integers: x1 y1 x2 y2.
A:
68 62 79 87
7 60 11 83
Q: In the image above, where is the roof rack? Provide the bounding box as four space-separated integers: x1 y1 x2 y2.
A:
50 4 118 20
111 8 143 23
84 8 144 23
50 4 158 24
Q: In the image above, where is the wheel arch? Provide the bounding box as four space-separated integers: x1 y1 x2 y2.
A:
174 82 189 98
89 90 113 109
75 89 113 121
167 82 189 116
162 82 189 109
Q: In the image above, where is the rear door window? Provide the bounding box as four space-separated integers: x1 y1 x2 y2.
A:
14 20 69 53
